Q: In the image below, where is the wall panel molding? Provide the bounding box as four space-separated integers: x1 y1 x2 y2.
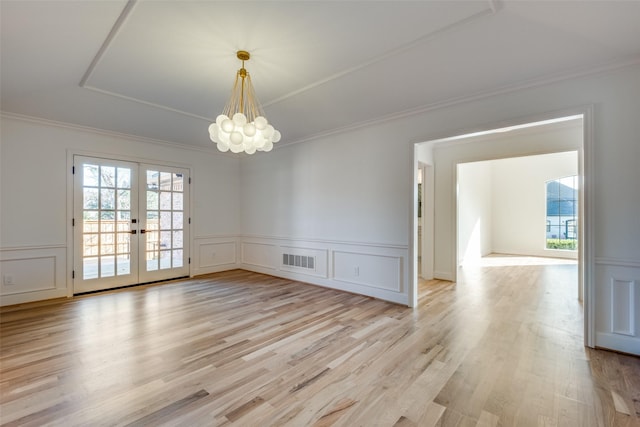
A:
241 241 278 270
595 257 640 268
239 234 408 250
0 246 67 306
594 262 640 355
332 250 402 292
611 278 635 336
192 236 240 276
239 235 409 305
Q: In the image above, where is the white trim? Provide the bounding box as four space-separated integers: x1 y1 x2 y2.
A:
66 152 194 295
240 234 408 250
82 85 212 122
412 105 595 347
1 246 68 306
274 58 640 150
583 105 595 348
1 112 231 156
610 279 636 337
595 333 640 356
264 7 495 108
0 244 66 251
241 263 409 306
194 234 240 240
595 257 640 268
433 271 455 282
331 250 402 292
4 59 639 154
79 0 137 87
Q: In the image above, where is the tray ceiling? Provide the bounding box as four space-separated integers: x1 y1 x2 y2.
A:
2 1 640 150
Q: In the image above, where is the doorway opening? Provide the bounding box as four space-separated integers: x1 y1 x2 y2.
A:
411 111 591 346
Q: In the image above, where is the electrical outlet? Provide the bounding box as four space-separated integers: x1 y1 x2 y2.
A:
3 275 15 285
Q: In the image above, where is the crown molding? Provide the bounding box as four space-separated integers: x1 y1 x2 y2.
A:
277 56 640 150
0 111 237 157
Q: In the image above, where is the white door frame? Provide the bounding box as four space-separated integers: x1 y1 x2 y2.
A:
67 150 192 296
409 106 594 348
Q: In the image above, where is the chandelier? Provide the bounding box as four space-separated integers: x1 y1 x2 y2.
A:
209 50 281 154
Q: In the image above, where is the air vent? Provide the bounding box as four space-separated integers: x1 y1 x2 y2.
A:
282 254 315 270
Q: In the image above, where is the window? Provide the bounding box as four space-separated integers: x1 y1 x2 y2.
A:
546 175 578 250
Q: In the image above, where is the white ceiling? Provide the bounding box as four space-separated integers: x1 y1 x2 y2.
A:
2 1 640 150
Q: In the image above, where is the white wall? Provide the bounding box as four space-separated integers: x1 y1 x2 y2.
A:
491 151 578 258
458 160 493 264
0 115 241 305
239 125 412 304
457 150 580 263
2 62 639 353
241 62 640 353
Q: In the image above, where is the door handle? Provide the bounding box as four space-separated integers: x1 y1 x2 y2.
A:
140 229 146 234
131 230 137 234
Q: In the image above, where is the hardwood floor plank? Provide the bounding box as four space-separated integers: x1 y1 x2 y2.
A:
1 261 639 426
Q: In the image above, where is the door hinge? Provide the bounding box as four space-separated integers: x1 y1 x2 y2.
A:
189 177 191 184
72 270 75 279
188 257 191 264
188 217 191 224
72 166 75 174
72 218 75 226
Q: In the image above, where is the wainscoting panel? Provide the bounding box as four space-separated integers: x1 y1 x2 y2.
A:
611 279 635 336
333 251 401 292
241 241 278 270
0 246 67 306
239 236 409 305
594 259 640 355
192 237 239 276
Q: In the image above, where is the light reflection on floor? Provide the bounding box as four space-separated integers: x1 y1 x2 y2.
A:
462 253 577 267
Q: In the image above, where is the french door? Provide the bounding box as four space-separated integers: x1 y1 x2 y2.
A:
73 156 189 293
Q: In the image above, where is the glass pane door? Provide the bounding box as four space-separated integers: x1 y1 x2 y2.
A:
74 157 189 293
74 157 139 293
139 165 189 283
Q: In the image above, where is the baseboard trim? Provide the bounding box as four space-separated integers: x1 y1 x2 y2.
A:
595 332 640 356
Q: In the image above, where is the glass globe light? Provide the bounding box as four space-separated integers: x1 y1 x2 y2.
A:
253 134 265 148
230 131 243 145
254 116 268 130
229 143 244 153
263 125 274 139
216 114 227 127
233 113 247 126
243 123 256 137
221 119 234 133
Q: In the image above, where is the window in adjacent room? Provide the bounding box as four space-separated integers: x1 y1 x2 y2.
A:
546 175 578 250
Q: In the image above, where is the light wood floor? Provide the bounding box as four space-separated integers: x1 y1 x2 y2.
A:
1 259 639 426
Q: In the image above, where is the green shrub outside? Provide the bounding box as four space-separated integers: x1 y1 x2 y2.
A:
546 239 577 250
